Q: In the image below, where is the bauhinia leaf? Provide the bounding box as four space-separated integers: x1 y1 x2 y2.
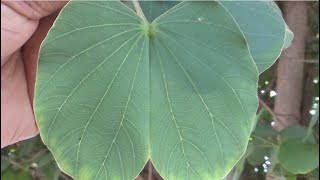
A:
34 1 291 179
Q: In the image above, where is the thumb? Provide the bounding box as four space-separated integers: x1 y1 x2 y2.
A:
1 1 67 63
1 1 68 20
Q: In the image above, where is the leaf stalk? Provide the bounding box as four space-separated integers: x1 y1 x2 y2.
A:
132 0 148 23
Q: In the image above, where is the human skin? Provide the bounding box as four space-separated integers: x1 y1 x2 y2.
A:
1 1 67 148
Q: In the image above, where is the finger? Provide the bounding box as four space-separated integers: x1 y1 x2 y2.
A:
1 1 68 20
22 12 60 103
1 3 38 63
1 52 38 148
1 1 68 65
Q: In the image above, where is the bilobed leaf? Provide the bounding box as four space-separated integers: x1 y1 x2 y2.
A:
34 1 290 179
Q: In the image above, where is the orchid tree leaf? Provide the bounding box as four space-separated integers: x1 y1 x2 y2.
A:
34 1 290 179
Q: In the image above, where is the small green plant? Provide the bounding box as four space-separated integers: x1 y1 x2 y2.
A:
33 1 294 179
232 109 319 180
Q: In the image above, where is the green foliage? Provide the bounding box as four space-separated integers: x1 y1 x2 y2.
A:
278 139 319 174
234 72 319 179
307 168 319 180
1 159 9 173
1 136 68 179
1 168 32 180
277 125 319 174
247 124 277 166
32 1 291 179
280 125 315 143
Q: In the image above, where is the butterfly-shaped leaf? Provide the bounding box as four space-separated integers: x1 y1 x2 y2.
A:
34 1 291 179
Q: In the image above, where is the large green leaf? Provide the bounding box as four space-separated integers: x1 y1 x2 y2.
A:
34 1 289 179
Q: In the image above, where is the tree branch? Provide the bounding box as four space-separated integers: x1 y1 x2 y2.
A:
1 155 25 170
281 56 319 63
259 98 285 128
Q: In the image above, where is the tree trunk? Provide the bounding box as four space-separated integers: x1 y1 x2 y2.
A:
274 1 308 131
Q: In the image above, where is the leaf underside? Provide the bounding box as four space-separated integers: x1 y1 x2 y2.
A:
34 1 290 180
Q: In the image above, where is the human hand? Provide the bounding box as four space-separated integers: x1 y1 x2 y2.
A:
1 1 67 148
